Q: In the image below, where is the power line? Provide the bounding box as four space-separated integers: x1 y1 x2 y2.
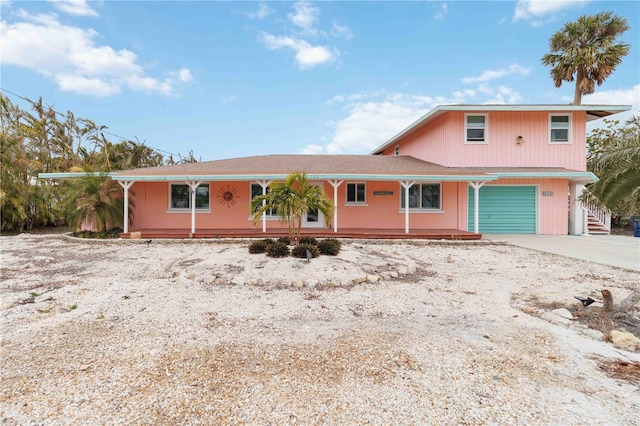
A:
0 87 191 160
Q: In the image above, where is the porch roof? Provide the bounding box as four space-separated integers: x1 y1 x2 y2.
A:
38 155 597 183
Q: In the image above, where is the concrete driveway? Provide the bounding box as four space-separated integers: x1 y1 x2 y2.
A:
482 234 640 272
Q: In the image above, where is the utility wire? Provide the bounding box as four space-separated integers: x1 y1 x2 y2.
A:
0 87 193 161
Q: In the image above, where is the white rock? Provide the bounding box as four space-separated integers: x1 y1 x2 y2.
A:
231 276 246 285
552 308 573 320
367 274 380 283
304 279 318 288
389 271 399 278
293 280 304 288
610 330 640 350
541 311 571 326
581 328 604 341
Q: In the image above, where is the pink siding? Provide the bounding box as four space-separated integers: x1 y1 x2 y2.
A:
396 111 587 170
129 178 569 235
129 180 461 232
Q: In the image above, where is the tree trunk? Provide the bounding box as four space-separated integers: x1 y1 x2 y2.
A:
601 289 614 312
573 68 584 105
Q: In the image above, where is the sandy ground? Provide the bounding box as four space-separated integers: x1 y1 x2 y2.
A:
1 233 639 425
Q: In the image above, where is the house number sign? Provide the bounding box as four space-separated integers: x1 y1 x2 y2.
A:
542 191 554 196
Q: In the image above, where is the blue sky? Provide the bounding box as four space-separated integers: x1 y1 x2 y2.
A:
1 0 639 162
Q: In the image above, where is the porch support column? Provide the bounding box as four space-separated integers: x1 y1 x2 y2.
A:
400 181 415 234
187 181 203 236
117 181 134 234
469 181 485 234
328 180 344 232
256 180 270 233
569 183 585 235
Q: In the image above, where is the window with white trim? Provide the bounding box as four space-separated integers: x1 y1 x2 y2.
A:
400 183 441 210
549 114 571 143
170 184 210 210
465 114 488 143
250 183 277 216
346 182 366 204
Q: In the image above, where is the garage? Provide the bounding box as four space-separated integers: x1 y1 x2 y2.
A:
468 186 537 234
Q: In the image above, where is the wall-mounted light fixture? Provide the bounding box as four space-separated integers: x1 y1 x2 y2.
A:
516 135 524 145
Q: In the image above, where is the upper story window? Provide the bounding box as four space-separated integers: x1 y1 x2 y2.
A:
465 114 488 144
250 183 277 216
394 145 400 155
549 114 572 144
346 182 366 204
170 183 210 210
400 183 441 210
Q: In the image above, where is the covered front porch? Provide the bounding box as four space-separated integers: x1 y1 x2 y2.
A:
119 227 482 240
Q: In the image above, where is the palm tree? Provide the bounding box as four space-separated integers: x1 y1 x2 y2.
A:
250 172 333 241
541 11 629 105
586 117 640 212
62 173 131 232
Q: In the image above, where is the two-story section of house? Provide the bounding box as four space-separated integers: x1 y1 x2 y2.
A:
371 104 631 235
39 104 631 239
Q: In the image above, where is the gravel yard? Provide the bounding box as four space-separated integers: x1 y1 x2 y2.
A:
1 233 639 425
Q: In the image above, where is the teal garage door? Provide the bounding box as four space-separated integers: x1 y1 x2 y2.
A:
468 186 537 234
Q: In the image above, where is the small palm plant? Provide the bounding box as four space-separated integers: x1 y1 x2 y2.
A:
250 172 333 242
62 173 132 232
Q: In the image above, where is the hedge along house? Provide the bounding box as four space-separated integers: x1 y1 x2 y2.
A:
39 104 631 239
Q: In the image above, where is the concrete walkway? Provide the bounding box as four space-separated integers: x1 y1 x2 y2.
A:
482 234 640 272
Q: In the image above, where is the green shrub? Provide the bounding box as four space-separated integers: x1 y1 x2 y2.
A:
266 241 290 258
277 236 291 245
249 239 270 254
318 238 341 256
298 236 318 246
291 243 320 259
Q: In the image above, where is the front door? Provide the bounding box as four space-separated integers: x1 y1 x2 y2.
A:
302 208 325 228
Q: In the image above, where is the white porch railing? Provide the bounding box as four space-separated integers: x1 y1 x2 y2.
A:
582 203 611 234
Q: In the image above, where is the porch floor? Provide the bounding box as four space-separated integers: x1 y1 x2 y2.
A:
120 228 482 240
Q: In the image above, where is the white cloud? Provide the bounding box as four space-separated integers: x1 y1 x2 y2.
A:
298 144 324 154
47 0 98 17
288 1 320 35
220 95 237 105
331 20 352 40
260 32 335 69
462 64 531 84
0 11 192 97
582 85 640 108
585 85 640 132
435 3 448 20
247 2 272 20
513 0 588 24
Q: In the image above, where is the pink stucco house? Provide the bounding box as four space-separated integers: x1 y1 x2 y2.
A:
41 104 631 239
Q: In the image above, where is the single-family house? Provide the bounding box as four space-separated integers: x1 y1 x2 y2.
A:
40 104 631 239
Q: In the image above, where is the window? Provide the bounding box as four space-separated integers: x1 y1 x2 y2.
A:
549 114 571 143
465 114 488 143
346 183 366 204
394 145 400 155
170 184 209 210
250 183 277 216
400 183 441 210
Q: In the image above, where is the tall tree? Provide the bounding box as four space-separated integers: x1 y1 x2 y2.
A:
588 117 640 212
250 172 333 242
541 11 629 105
